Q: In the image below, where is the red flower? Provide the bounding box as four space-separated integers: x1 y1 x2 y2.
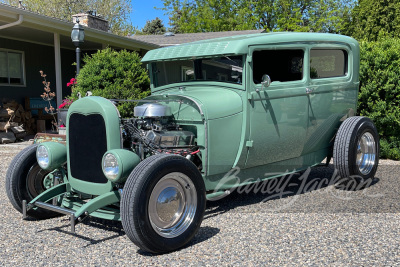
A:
66 78 77 87
58 98 74 109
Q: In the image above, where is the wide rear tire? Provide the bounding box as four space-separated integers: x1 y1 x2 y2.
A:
333 116 379 184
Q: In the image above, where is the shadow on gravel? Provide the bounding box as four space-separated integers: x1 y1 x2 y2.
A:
136 226 220 256
37 216 219 251
204 164 384 216
37 217 125 246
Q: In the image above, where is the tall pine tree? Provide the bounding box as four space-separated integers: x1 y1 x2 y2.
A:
343 0 400 41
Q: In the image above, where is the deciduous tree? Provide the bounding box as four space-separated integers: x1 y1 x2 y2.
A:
162 0 355 33
2 0 134 36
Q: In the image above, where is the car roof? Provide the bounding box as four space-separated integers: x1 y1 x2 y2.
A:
142 32 359 62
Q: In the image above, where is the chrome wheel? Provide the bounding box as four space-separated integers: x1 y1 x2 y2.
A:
356 132 376 175
148 172 197 238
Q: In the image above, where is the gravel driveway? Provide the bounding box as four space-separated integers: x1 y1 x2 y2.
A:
1 143 399 266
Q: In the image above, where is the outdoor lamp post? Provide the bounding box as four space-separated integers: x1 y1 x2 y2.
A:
71 18 85 75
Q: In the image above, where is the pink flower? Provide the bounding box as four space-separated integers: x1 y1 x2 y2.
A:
58 98 74 109
66 78 77 87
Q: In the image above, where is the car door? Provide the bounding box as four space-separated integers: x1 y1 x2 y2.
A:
302 45 358 156
245 46 309 169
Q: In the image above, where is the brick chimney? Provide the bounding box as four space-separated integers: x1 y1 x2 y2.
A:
72 11 109 32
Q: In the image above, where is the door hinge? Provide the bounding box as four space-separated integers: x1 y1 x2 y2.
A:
246 140 253 147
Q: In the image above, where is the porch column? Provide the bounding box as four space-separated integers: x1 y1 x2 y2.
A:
54 32 62 108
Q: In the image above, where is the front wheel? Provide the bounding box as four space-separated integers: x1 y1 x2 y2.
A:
121 154 206 254
333 116 379 184
6 144 60 219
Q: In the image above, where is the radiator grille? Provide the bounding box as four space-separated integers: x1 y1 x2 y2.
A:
68 113 108 184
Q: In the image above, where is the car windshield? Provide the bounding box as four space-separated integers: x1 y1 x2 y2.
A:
150 55 244 88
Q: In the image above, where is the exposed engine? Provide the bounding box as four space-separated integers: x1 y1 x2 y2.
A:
121 103 202 169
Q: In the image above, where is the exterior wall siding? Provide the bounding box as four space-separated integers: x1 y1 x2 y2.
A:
0 37 76 105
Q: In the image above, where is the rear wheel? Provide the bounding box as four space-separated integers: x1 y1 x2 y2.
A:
333 116 379 185
121 154 206 254
6 145 60 219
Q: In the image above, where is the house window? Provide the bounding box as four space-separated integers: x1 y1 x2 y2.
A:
0 50 25 86
310 49 348 79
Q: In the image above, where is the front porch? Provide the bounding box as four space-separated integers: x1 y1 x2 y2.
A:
0 3 157 138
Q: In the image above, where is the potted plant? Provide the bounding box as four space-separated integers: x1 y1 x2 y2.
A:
58 98 74 127
58 78 76 129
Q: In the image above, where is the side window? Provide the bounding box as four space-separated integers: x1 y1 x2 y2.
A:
310 49 348 79
253 49 304 84
0 50 25 86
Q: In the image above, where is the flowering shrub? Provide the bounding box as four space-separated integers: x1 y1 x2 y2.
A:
57 78 76 109
58 98 74 109
66 78 77 87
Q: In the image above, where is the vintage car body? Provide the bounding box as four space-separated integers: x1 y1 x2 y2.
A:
6 32 379 253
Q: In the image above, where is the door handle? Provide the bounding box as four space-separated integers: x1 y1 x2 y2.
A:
306 87 314 94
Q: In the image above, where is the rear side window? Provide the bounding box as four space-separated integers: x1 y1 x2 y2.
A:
253 49 304 83
310 49 348 79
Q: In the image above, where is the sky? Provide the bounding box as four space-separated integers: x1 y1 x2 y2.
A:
130 0 170 30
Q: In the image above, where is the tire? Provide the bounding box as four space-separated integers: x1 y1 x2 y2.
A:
121 154 206 254
6 144 60 219
333 116 379 184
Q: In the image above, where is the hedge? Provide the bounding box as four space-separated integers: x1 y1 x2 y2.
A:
358 38 400 160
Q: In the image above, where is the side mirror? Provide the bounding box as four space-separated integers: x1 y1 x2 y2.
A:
261 74 271 88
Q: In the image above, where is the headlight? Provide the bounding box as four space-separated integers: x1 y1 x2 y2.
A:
36 142 67 171
103 153 119 180
36 145 49 169
102 149 140 183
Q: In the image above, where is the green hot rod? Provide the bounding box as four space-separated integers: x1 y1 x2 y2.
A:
6 32 379 253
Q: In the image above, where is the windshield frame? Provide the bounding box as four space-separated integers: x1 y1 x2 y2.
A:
148 54 246 92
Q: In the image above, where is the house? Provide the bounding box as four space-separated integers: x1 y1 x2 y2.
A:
129 30 265 47
0 3 158 109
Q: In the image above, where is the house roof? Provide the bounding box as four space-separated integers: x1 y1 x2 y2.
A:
0 3 159 51
130 30 265 47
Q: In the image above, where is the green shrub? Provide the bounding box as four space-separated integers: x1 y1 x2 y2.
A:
358 38 400 160
72 48 150 118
